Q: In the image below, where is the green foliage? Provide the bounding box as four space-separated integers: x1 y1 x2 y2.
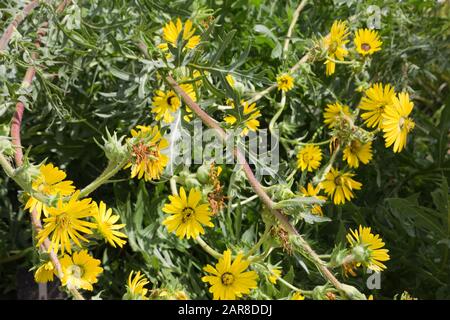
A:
0 0 449 299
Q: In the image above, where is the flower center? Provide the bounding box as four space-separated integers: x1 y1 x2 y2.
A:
166 94 176 107
181 207 195 222
329 40 338 54
67 264 84 279
399 117 415 132
350 140 361 154
361 43 371 51
302 153 314 162
334 175 343 186
55 214 71 228
221 272 235 286
132 142 159 164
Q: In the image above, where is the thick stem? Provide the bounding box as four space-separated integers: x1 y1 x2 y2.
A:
0 0 40 51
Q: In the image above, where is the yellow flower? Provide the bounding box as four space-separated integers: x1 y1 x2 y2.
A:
24 163 75 219
343 140 373 168
292 292 305 300
92 201 127 248
151 84 196 124
321 168 362 205
346 225 390 272
158 18 200 51
60 250 103 291
125 125 169 181
300 183 327 216
34 261 55 283
323 102 351 128
226 74 235 87
354 28 382 56
202 249 258 300
323 20 349 76
37 191 96 255
268 266 282 284
382 92 415 153
126 271 149 300
276 73 294 92
358 83 396 128
224 101 261 136
162 187 214 239
296 145 322 172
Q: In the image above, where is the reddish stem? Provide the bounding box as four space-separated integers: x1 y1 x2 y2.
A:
0 0 40 51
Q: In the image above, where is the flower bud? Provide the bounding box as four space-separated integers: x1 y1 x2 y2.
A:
100 129 129 164
196 163 211 184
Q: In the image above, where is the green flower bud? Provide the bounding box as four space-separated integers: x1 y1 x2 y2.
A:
352 244 370 263
196 163 210 184
185 177 201 189
100 129 129 164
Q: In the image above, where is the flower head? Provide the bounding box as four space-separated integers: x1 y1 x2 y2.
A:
300 183 327 216
296 145 322 172
276 73 294 92
323 20 349 76
158 18 200 51
358 83 396 128
151 84 196 124
323 102 351 129
226 74 235 87
125 125 169 181
24 163 75 219
92 201 127 248
343 140 373 168
346 225 390 272
60 250 103 291
292 292 305 300
268 266 282 284
37 191 96 254
126 271 150 300
202 249 258 300
224 101 261 136
162 187 214 239
382 92 415 153
34 261 55 283
354 29 382 56
321 168 362 205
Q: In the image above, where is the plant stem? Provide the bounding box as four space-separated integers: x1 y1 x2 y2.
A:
231 194 258 209
195 236 222 259
245 225 272 258
283 0 309 57
79 158 128 198
277 277 313 296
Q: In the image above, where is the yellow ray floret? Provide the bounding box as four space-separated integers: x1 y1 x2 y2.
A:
24 163 75 219
321 168 362 205
381 92 415 153
358 83 396 128
202 249 258 300
158 18 200 51
346 225 390 272
37 191 96 255
125 125 169 181
296 145 322 172
162 187 214 239
60 250 103 291
92 201 127 248
354 28 382 56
